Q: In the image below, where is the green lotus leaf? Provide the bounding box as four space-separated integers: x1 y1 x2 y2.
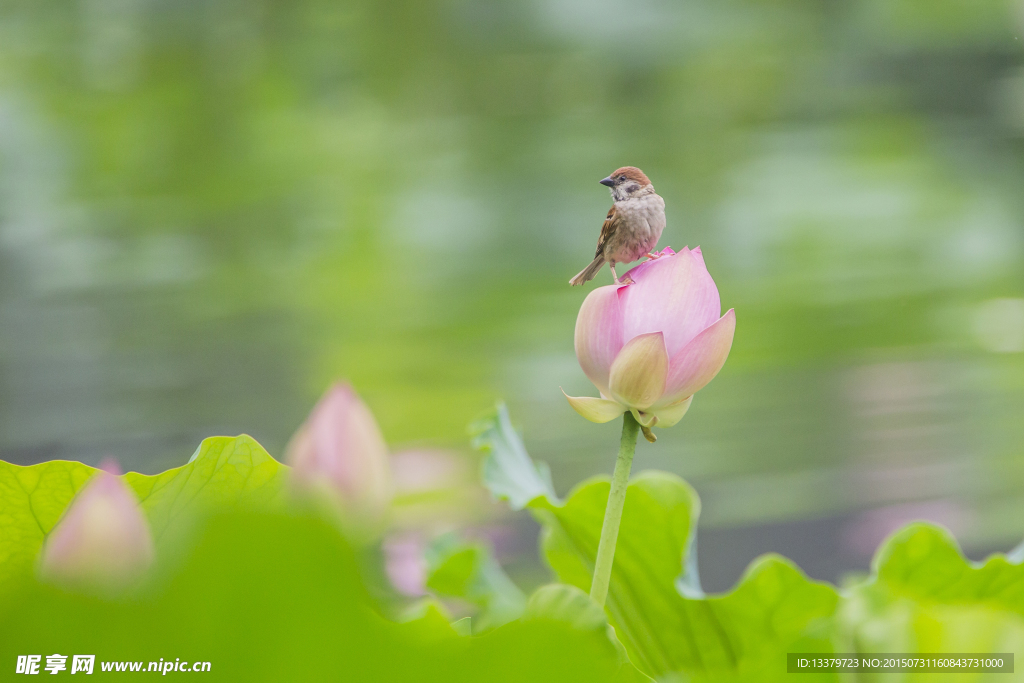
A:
532 472 838 680
470 403 556 510
474 408 838 681
0 435 286 586
425 532 526 633
840 523 1024 658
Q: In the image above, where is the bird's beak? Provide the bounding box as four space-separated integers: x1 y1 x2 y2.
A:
599 176 615 187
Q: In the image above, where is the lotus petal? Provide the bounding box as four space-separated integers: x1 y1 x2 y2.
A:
562 391 627 423
40 466 154 589
574 285 625 394
286 382 393 517
608 332 669 410
650 395 693 428
657 309 735 406
618 247 722 357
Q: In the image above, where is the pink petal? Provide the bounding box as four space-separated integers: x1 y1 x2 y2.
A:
656 309 736 407
383 533 428 597
608 332 669 410
649 396 693 428
618 247 722 357
619 246 677 283
40 471 154 588
98 458 122 476
390 449 467 495
562 390 627 423
286 382 393 517
574 285 625 394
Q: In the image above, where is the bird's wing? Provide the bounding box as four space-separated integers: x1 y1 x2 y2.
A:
594 204 619 258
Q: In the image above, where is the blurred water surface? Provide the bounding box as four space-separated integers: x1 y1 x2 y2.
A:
1 0 1023 588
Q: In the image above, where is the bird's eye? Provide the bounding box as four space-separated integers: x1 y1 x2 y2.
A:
618 175 626 182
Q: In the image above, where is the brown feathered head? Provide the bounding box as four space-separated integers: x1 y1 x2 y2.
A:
600 166 652 200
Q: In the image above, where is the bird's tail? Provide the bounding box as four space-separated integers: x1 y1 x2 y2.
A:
569 256 605 286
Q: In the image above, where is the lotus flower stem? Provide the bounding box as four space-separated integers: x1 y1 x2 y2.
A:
589 411 640 607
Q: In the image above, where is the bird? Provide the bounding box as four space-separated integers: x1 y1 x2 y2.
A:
569 166 666 286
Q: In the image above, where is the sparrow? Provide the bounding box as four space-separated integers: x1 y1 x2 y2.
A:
569 166 666 286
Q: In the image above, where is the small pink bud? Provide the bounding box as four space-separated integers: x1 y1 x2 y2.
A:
39 466 154 589
286 382 393 520
383 533 428 596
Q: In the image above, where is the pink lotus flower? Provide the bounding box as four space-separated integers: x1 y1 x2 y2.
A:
286 382 393 520
563 247 735 439
39 461 154 589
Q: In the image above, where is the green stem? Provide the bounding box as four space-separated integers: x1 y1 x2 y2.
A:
589 411 640 607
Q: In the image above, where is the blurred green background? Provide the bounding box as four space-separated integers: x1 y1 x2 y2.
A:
1 0 1023 591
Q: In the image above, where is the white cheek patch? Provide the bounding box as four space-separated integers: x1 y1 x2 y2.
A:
613 183 640 201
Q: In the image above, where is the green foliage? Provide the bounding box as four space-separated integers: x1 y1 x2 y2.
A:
0 511 628 682
125 435 288 541
525 584 608 633
0 460 96 586
473 407 1024 682
871 524 1024 613
470 403 556 510
475 409 839 680
532 473 839 681
839 524 1024 661
0 436 285 587
3 423 1024 680
523 584 654 683
424 532 527 633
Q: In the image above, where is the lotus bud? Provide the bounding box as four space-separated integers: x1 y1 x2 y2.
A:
39 460 154 589
564 247 735 442
286 382 393 521
383 532 428 596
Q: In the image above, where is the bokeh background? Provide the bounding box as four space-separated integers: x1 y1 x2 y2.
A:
2 0 1024 592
